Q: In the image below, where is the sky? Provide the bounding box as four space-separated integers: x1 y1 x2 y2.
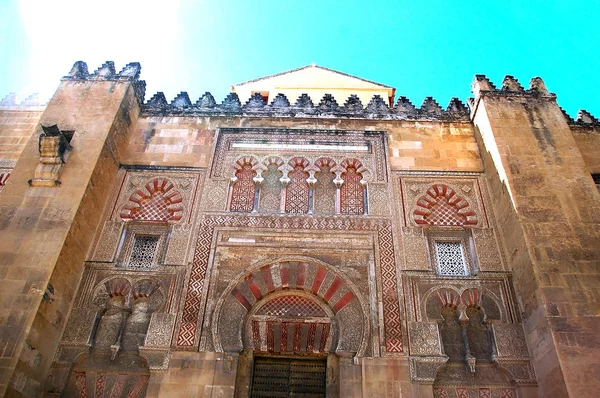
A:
0 0 598 117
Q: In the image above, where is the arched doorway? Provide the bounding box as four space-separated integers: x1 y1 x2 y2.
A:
212 257 369 397
247 291 333 397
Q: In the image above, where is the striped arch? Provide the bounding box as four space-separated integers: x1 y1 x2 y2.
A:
120 178 183 222
314 157 337 170
288 156 310 168
339 158 367 174
261 155 285 168
233 155 259 171
413 184 478 227
213 257 368 356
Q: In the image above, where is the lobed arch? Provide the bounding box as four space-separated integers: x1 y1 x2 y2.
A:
422 286 504 322
260 155 285 169
288 156 310 169
120 178 183 222
314 157 337 170
212 256 369 356
339 158 366 174
413 183 478 227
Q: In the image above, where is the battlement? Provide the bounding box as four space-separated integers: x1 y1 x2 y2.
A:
62 61 146 104
142 90 470 122
0 93 47 110
470 74 556 100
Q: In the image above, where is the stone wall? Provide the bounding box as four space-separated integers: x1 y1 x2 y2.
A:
0 62 143 397
471 75 600 397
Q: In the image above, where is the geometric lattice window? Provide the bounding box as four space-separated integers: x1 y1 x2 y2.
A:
230 164 256 212
285 165 309 214
340 166 364 215
128 235 159 269
257 295 327 317
434 241 468 276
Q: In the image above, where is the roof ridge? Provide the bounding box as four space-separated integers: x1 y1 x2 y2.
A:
232 64 395 90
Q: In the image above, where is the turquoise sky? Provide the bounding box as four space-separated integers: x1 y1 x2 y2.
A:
1 0 598 117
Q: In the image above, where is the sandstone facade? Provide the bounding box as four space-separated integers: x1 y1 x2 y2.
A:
0 62 598 397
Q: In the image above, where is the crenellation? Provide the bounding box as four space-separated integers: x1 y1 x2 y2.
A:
394 96 416 113
446 97 469 116
501 75 524 92
244 92 267 109
196 92 217 108
146 92 168 107
419 96 443 115
575 109 599 125
270 93 290 108
318 93 339 111
91 61 116 79
0 93 46 109
365 95 390 115
343 94 363 112
170 92 192 107
139 91 471 121
221 92 241 110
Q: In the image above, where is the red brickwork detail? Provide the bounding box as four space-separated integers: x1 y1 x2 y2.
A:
319 323 330 352
378 222 403 352
340 166 365 215
75 372 87 398
120 178 183 222
94 374 105 398
413 184 478 226
109 375 126 398
285 165 310 214
176 215 400 353
230 164 256 212
266 321 275 351
0 172 10 193
280 322 288 351
435 288 461 308
311 266 327 294
126 376 148 398
252 320 260 349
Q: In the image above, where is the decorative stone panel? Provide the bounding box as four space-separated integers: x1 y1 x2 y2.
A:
59 308 98 346
398 175 488 228
91 221 123 262
402 227 428 270
492 323 529 358
164 223 192 265
144 313 176 348
409 321 443 356
409 357 448 383
199 178 230 211
367 182 391 216
472 228 505 271
210 128 388 183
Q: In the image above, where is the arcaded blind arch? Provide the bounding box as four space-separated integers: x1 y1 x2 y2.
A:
258 162 283 213
340 164 365 215
313 167 336 214
230 163 256 212
285 161 310 214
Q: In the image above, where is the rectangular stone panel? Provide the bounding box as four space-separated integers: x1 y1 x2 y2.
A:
408 321 443 356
